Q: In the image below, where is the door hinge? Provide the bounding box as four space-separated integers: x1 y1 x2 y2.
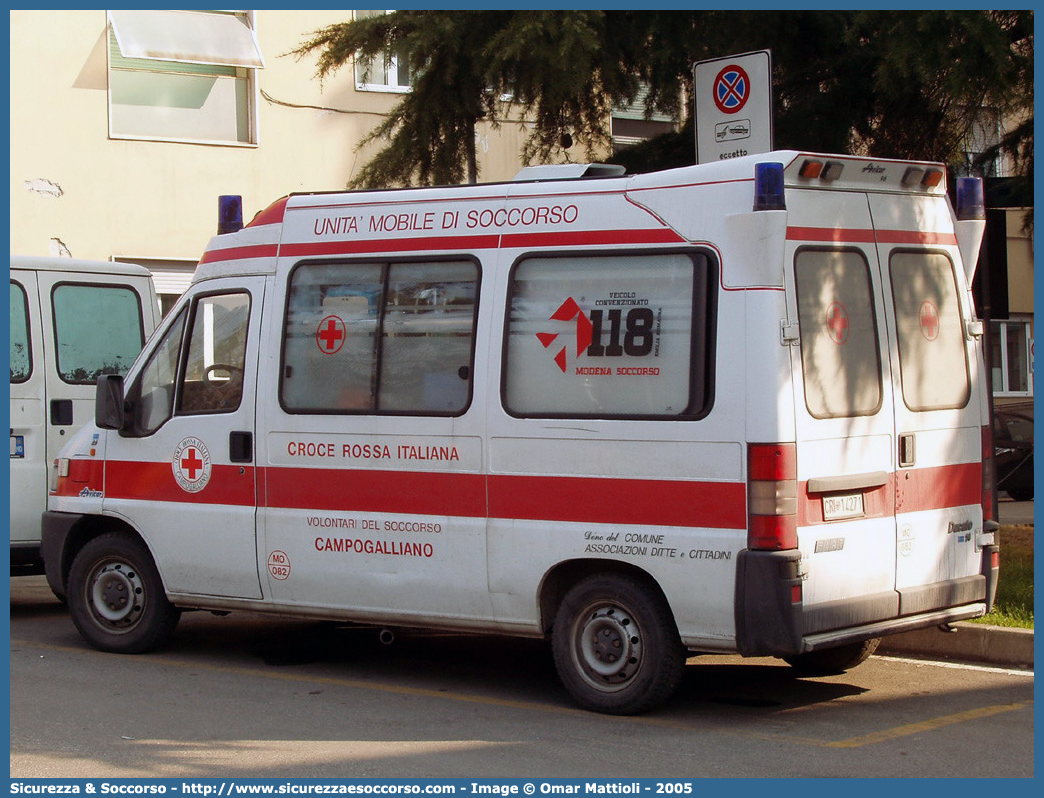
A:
781 320 800 346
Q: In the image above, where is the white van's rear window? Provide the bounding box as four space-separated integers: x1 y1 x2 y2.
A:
889 251 970 411
281 260 478 415
10 281 31 383
52 283 145 385
795 249 883 419
504 251 712 419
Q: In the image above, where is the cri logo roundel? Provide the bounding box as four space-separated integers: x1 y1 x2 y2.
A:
172 437 212 493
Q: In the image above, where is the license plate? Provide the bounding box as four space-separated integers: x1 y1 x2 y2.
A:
823 492 864 521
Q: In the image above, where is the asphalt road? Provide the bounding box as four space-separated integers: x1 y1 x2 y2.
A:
9 575 1035 780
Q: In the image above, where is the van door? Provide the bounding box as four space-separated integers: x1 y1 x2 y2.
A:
869 194 985 614
11 268 150 556
786 191 901 633
10 272 47 552
102 277 265 599
257 257 492 620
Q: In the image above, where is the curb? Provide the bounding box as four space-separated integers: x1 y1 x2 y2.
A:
877 622 1034 669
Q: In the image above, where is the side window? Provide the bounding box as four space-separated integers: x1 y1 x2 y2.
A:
178 293 251 414
129 308 188 436
127 292 250 436
10 281 31 383
794 249 883 419
52 283 145 384
503 251 713 419
281 260 478 415
889 251 970 411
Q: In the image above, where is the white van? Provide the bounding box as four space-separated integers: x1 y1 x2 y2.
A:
43 153 999 714
10 256 158 579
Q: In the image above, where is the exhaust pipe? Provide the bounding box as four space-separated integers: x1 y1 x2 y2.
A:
378 628 396 645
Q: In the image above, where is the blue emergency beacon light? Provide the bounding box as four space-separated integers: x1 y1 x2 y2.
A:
753 162 786 211
218 195 244 234
956 177 985 221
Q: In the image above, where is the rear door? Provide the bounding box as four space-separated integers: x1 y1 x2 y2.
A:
869 194 985 614
786 190 900 633
10 269 149 549
10 271 47 548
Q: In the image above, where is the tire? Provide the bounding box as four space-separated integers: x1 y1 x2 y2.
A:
552 573 686 715
1006 485 1033 502
67 532 181 654
783 637 880 676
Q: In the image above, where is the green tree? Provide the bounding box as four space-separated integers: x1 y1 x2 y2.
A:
294 10 646 186
295 10 1032 188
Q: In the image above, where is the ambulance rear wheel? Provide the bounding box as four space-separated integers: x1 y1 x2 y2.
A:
783 637 881 676
552 573 685 715
68 532 181 654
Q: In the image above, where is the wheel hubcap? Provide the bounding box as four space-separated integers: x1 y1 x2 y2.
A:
575 605 642 690
88 561 145 631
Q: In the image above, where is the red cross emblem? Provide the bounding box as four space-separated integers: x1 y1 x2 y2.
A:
316 315 346 354
826 302 849 345
919 301 940 341
536 297 593 373
172 437 212 493
180 447 204 480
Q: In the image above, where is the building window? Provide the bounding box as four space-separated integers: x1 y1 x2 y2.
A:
611 84 676 152
107 10 264 145
991 320 1034 396
116 257 197 318
354 10 412 92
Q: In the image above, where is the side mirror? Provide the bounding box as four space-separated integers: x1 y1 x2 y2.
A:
96 374 126 430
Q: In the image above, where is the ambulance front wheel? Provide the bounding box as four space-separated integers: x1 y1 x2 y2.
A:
67 532 181 654
552 573 686 715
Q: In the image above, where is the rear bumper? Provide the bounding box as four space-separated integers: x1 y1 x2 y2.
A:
735 547 999 657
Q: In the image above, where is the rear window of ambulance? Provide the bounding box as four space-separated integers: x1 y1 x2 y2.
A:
889 251 970 411
795 248 883 419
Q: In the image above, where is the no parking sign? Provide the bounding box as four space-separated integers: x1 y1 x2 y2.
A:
695 50 773 163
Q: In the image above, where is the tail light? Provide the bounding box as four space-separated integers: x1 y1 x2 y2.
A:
981 425 995 522
747 443 798 550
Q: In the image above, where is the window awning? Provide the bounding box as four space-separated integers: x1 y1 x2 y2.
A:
108 10 264 69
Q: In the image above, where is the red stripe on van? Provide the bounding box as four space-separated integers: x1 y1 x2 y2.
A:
104 460 257 506
487 474 747 528
875 230 958 246
198 244 279 265
786 227 958 247
500 229 686 248
246 197 290 228
798 463 981 525
787 226 876 243
278 235 500 257
896 462 982 514
263 468 487 517
99 460 747 528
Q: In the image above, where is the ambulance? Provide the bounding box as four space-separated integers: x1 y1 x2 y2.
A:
43 152 999 714
10 256 158 580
